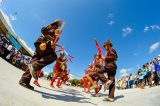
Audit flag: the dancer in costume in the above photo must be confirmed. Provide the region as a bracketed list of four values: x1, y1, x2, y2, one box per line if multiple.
[83, 64, 93, 93]
[87, 39, 118, 102]
[58, 65, 70, 87]
[100, 39, 118, 102]
[50, 52, 67, 88]
[56, 57, 68, 88]
[19, 19, 64, 90]
[91, 53, 103, 97]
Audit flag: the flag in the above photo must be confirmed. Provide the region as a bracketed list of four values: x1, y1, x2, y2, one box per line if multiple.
[94, 39, 103, 57]
[63, 50, 74, 63]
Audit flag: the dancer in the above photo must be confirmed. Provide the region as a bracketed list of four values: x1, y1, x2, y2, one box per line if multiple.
[92, 53, 103, 97]
[50, 52, 67, 88]
[58, 67, 70, 87]
[84, 64, 93, 93]
[57, 57, 68, 87]
[87, 39, 118, 102]
[19, 19, 64, 90]
[102, 39, 118, 102]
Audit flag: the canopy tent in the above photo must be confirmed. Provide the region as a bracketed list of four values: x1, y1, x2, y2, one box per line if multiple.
[0, 10, 34, 56]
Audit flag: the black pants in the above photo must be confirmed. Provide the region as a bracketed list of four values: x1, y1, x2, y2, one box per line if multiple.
[96, 64, 117, 84]
[3, 48, 9, 59]
[92, 64, 117, 99]
[19, 53, 57, 85]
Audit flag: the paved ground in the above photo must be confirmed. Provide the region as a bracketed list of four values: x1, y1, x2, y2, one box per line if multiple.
[0, 57, 160, 106]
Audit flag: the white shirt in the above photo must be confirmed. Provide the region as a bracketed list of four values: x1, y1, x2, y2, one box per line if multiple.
[7, 45, 13, 51]
[130, 76, 133, 80]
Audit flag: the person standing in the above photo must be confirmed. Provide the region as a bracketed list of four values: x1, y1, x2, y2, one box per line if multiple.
[129, 74, 133, 88]
[50, 52, 67, 88]
[152, 58, 160, 85]
[146, 63, 152, 87]
[101, 39, 118, 102]
[138, 69, 144, 89]
[125, 76, 129, 89]
[87, 39, 118, 102]
[142, 65, 148, 86]
[156, 55, 160, 80]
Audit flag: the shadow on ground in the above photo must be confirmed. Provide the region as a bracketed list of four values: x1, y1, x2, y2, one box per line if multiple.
[95, 92, 124, 101]
[115, 95, 124, 100]
[42, 86, 84, 97]
[33, 88, 97, 105]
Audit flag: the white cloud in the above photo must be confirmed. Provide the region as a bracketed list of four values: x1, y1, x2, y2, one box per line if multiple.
[19, 39, 34, 54]
[108, 20, 115, 26]
[144, 25, 160, 32]
[144, 26, 150, 32]
[156, 25, 160, 30]
[150, 42, 160, 53]
[34, 14, 46, 24]
[70, 74, 80, 79]
[108, 13, 114, 18]
[150, 25, 160, 30]
[128, 68, 133, 71]
[120, 68, 133, 77]
[9, 14, 17, 21]
[133, 53, 139, 56]
[0, 0, 3, 4]
[122, 27, 133, 37]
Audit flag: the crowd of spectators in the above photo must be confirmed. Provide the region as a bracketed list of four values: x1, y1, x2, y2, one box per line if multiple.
[0, 34, 31, 71]
[117, 55, 160, 89]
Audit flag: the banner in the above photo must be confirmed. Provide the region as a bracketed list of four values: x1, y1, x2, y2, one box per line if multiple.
[6, 32, 21, 50]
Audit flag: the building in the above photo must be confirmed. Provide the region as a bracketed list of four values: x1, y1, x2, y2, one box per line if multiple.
[0, 9, 33, 56]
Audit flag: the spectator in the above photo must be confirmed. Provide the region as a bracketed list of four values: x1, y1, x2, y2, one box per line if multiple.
[16, 53, 22, 68]
[146, 63, 152, 87]
[142, 65, 148, 86]
[26, 57, 31, 65]
[125, 76, 129, 89]
[0, 34, 32, 72]
[0, 36, 4, 56]
[156, 55, 160, 79]
[134, 75, 139, 88]
[138, 69, 144, 89]
[152, 58, 160, 85]
[129, 74, 133, 88]
[6, 44, 13, 62]
[157, 54, 160, 63]
[2, 41, 7, 57]
[12, 52, 19, 65]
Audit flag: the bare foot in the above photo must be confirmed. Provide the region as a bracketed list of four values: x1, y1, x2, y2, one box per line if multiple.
[50, 84, 55, 88]
[33, 80, 41, 87]
[103, 97, 114, 102]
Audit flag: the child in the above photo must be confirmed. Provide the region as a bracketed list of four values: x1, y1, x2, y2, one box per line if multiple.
[138, 69, 144, 89]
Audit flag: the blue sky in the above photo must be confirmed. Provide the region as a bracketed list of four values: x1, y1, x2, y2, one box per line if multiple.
[1, 0, 160, 79]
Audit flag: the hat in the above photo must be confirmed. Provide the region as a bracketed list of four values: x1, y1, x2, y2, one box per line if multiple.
[103, 39, 112, 47]
[50, 19, 62, 27]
